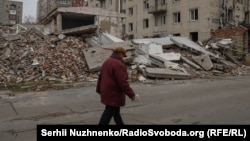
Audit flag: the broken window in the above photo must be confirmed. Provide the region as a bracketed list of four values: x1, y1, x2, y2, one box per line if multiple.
[129, 23, 133, 32]
[227, 9, 233, 22]
[161, 15, 166, 25]
[173, 33, 181, 36]
[10, 4, 16, 10]
[245, 12, 250, 23]
[173, 12, 181, 23]
[9, 15, 16, 20]
[143, 0, 149, 10]
[122, 24, 126, 33]
[121, 9, 126, 14]
[128, 34, 134, 39]
[190, 32, 198, 42]
[143, 19, 149, 29]
[129, 7, 133, 16]
[100, 1, 105, 8]
[190, 8, 198, 21]
[155, 16, 159, 26]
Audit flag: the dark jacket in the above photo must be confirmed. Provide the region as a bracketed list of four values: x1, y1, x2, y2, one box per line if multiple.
[96, 53, 135, 107]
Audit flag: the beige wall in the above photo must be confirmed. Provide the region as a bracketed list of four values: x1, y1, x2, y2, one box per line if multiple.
[166, 0, 222, 41]
[119, 0, 250, 41]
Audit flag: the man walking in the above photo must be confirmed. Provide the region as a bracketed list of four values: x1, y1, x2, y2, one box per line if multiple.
[96, 47, 136, 125]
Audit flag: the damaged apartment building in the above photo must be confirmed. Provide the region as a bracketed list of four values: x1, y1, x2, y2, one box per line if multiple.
[36, 0, 250, 61]
[37, 0, 250, 41]
[0, 0, 23, 25]
[119, 0, 250, 41]
[37, 0, 125, 38]
[98, 0, 250, 62]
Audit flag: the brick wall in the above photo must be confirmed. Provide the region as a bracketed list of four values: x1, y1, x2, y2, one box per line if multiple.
[211, 26, 248, 59]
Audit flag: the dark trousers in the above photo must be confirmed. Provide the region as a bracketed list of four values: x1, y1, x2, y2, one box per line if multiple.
[98, 105, 124, 125]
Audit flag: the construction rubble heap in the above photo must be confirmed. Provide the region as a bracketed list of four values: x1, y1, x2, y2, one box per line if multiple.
[1, 25, 250, 91]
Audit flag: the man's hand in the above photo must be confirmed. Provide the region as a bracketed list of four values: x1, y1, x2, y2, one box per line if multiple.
[131, 94, 140, 102]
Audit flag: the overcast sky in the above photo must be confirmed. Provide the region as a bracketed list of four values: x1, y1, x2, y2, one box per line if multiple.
[11, 0, 38, 20]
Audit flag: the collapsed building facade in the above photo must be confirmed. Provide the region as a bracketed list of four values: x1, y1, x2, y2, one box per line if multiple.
[37, 0, 125, 38]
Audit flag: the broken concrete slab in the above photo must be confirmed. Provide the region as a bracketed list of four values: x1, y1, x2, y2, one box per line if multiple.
[132, 36, 174, 48]
[224, 52, 241, 66]
[164, 61, 185, 72]
[181, 56, 202, 70]
[100, 41, 134, 51]
[151, 52, 181, 62]
[192, 54, 214, 71]
[83, 47, 134, 72]
[86, 32, 124, 47]
[102, 33, 124, 43]
[146, 67, 192, 80]
[171, 36, 219, 59]
[216, 39, 233, 49]
[55, 25, 97, 35]
[137, 42, 163, 55]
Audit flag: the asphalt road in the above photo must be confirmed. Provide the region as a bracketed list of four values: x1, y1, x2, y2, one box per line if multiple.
[1, 76, 250, 140]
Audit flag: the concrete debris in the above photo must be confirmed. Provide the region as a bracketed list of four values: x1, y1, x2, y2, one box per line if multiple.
[85, 31, 123, 47]
[138, 42, 163, 55]
[55, 25, 98, 36]
[132, 36, 174, 48]
[180, 56, 202, 71]
[131, 35, 250, 80]
[216, 39, 233, 49]
[151, 52, 181, 62]
[171, 36, 219, 59]
[146, 67, 192, 80]
[192, 54, 214, 71]
[84, 39, 135, 72]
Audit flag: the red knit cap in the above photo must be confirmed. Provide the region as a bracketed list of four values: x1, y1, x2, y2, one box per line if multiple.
[113, 47, 127, 57]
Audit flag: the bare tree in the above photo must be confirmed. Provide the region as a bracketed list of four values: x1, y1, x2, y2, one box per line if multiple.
[23, 15, 37, 24]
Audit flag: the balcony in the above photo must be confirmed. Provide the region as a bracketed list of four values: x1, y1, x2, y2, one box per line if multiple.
[148, 4, 167, 14]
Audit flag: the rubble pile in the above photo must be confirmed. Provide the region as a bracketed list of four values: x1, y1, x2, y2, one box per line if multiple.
[0, 26, 97, 87]
[1, 25, 250, 91]
[130, 36, 250, 81]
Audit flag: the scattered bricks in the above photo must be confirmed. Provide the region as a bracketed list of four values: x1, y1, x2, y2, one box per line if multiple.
[0, 26, 91, 86]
